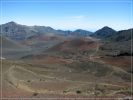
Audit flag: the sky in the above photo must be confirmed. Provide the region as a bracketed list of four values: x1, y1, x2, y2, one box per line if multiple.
[0, 0, 132, 31]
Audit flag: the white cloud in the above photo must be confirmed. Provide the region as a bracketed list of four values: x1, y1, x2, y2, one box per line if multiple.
[70, 15, 86, 19]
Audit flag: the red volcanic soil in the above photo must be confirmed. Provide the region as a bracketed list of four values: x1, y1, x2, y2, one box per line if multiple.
[49, 38, 97, 52]
[1, 90, 130, 99]
[1, 88, 32, 98]
[28, 34, 66, 41]
[99, 56, 131, 71]
[39, 35, 66, 41]
[20, 35, 67, 46]
[31, 56, 73, 65]
[1, 85, 130, 99]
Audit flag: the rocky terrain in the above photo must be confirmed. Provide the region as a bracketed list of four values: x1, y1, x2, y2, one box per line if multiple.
[0, 22, 132, 99]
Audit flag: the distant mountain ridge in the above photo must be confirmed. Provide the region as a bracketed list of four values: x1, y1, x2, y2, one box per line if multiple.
[0, 21, 93, 40]
[1, 21, 132, 42]
[0, 21, 62, 40]
[71, 29, 93, 37]
[91, 26, 132, 42]
[90, 26, 132, 56]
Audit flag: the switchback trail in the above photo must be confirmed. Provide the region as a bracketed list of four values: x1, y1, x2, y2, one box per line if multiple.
[5, 65, 127, 93]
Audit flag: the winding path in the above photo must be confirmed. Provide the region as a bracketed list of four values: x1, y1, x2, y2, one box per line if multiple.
[5, 65, 126, 91]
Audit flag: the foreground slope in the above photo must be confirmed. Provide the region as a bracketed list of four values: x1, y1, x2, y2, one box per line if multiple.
[1, 36, 132, 99]
[0, 22, 132, 99]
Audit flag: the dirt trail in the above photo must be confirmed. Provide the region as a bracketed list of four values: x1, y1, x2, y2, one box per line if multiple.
[88, 37, 100, 61]
[4, 65, 126, 94]
[3, 37, 129, 95]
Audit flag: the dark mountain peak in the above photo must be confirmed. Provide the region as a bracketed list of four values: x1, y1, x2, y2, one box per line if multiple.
[91, 26, 116, 39]
[46, 26, 53, 29]
[74, 29, 88, 33]
[6, 21, 17, 25]
[75, 29, 84, 31]
[95, 26, 116, 33]
[72, 29, 93, 36]
[101, 26, 115, 31]
[102, 26, 110, 28]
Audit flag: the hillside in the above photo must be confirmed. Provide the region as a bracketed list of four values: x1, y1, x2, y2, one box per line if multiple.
[48, 38, 97, 54]
[108, 28, 132, 42]
[91, 26, 116, 39]
[69, 29, 93, 37]
[0, 22, 132, 98]
[0, 36, 28, 49]
[0, 21, 61, 40]
[0, 22, 93, 40]
[0, 36, 31, 59]
[91, 27, 132, 42]
[98, 29, 132, 56]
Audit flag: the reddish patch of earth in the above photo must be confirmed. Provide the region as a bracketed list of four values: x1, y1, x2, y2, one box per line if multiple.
[99, 56, 131, 71]
[1, 89, 130, 99]
[1, 88, 32, 98]
[49, 38, 98, 52]
[31, 56, 73, 64]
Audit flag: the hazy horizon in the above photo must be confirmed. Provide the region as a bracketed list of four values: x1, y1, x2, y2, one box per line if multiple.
[1, 0, 132, 31]
[1, 21, 132, 32]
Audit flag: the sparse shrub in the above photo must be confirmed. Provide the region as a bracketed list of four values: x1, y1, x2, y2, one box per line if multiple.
[94, 91, 101, 96]
[33, 92, 38, 96]
[27, 80, 31, 83]
[76, 90, 81, 94]
[63, 90, 67, 93]
[103, 85, 107, 88]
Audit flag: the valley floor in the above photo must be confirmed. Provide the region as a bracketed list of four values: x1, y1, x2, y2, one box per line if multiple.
[0, 37, 132, 99]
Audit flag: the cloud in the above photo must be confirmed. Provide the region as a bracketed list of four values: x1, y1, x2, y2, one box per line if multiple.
[71, 15, 86, 19]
